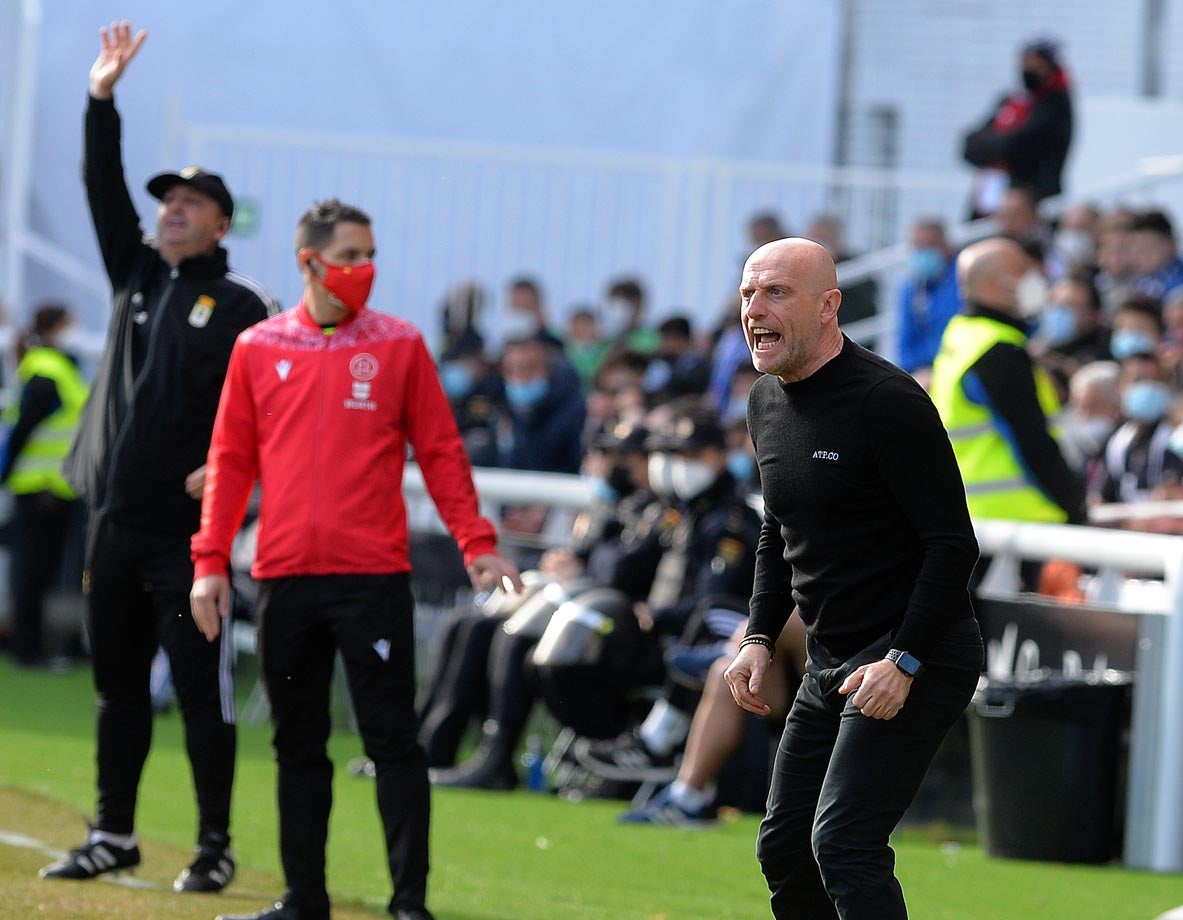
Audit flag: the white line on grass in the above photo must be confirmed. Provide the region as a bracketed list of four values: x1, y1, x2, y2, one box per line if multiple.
[0, 829, 163, 890]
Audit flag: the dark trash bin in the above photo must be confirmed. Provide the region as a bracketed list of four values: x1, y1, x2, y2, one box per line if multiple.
[968, 668, 1132, 864]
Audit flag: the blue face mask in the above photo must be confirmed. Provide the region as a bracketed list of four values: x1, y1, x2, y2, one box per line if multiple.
[589, 476, 619, 503]
[1039, 304, 1078, 347]
[1122, 380, 1173, 424]
[1111, 329, 1158, 360]
[505, 376, 549, 411]
[440, 361, 475, 400]
[908, 247, 946, 283]
[726, 450, 756, 483]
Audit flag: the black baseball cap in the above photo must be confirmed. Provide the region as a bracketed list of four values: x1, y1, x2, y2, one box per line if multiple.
[646, 409, 726, 453]
[146, 166, 234, 219]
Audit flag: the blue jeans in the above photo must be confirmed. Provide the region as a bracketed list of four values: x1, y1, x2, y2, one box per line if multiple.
[756, 618, 982, 919]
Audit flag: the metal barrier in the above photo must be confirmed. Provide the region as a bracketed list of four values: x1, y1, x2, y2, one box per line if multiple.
[405, 464, 1183, 872]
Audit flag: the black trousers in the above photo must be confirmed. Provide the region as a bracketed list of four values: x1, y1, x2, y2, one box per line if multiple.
[9, 492, 76, 665]
[86, 514, 236, 841]
[257, 574, 430, 920]
[757, 618, 982, 920]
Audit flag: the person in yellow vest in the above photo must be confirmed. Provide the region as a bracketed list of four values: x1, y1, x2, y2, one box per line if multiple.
[930, 237, 1086, 585]
[1, 305, 90, 667]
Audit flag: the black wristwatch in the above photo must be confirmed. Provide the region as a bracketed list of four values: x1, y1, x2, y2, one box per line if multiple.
[886, 648, 924, 678]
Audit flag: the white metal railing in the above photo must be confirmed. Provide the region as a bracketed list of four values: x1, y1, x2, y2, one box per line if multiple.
[405, 464, 1183, 873]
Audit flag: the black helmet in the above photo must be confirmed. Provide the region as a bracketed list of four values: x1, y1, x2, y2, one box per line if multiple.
[532, 587, 652, 739]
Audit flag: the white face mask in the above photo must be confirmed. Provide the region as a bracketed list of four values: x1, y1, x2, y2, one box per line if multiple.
[1055, 229, 1094, 266]
[602, 298, 634, 338]
[670, 457, 716, 500]
[501, 309, 540, 342]
[647, 452, 676, 498]
[1015, 270, 1050, 319]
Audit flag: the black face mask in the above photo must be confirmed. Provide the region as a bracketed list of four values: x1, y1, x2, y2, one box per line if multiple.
[607, 463, 635, 499]
[1021, 69, 1044, 92]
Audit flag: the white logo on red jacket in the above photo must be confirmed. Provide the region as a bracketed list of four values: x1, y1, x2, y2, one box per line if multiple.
[350, 353, 379, 381]
[276, 359, 292, 381]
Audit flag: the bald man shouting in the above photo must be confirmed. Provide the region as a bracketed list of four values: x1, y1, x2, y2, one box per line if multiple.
[724, 239, 983, 920]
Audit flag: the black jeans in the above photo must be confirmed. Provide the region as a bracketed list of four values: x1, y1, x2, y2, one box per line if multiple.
[757, 618, 982, 920]
[86, 514, 236, 841]
[9, 492, 76, 665]
[257, 574, 430, 920]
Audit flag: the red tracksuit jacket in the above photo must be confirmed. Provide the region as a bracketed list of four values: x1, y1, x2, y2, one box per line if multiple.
[191, 304, 498, 580]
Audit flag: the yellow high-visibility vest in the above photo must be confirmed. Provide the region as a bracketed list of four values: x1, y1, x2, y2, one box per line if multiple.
[2, 346, 90, 499]
[929, 313, 1067, 522]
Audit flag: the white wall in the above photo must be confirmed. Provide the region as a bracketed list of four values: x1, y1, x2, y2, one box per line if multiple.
[3, 0, 841, 339]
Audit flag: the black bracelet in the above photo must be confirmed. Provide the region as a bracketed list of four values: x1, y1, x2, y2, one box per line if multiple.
[738, 634, 775, 659]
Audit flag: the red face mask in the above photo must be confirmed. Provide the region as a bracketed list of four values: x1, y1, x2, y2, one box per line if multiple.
[308, 254, 375, 314]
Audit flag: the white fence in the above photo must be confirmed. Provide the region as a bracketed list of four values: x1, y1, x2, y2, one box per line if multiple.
[406, 465, 1183, 874]
[169, 119, 972, 340]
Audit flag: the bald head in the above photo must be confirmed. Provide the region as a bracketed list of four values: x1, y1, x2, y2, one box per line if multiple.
[740, 238, 844, 382]
[957, 237, 1034, 315]
[745, 238, 838, 292]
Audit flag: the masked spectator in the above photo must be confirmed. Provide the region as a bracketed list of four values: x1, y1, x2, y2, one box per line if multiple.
[962, 37, 1073, 217]
[1034, 273, 1111, 378]
[1095, 208, 1138, 315]
[563, 306, 611, 392]
[896, 218, 960, 377]
[1129, 210, 1183, 303]
[1100, 353, 1183, 507]
[1059, 361, 1122, 498]
[438, 338, 501, 468]
[498, 336, 586, 474]
[603, 277, 658, 356]
[1109, 295, 1164, 362]
[642, 316, 711, 402]
[503, 275, 564, 351]
[1049, 202, 1100, 279]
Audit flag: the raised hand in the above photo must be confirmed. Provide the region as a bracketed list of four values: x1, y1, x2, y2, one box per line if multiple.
[89, 20, 148, 100]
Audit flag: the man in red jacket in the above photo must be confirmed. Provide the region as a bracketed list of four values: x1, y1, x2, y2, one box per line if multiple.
[191, 198, 522, 920]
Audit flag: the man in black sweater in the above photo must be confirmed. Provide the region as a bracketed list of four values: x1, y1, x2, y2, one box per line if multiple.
[41, 22, 276, 892]
[724, 239, 982, 920]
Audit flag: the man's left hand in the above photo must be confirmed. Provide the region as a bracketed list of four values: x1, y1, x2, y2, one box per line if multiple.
[467, 552, 524, 595]
[839, 659, 913, 720]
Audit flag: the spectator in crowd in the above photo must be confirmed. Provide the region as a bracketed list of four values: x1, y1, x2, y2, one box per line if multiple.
[1109, 294, 1164, 361]
[1, 305, 89, 668]
[438, 338, 500, 468]
[504, 275, 564, 351]
[1034, 272, 1111, 379]
[1129, 210, 1183, 303]
[805, 213, 878, 328]
[896, 218, 961, 379]
[995, 185, 1048, 251]
[1159, 288, 1183, 386]
[603, 277, 659, 356]
[438, 281, 486, 359]
[1098, 353, 1183, 507]
[41, 22, 277, 891]
[642, 316, 711, 402]
[425, 420, 658, 788]
[586, 351, 649, 434]
[618, 618, 805, 826]
[962, 37, 1073, 217]
[498, 336, 587, 474]
[1095, 208, 1138, 315]
[563, 305, 610, 392]
[929, 238, 1087, 532]
[707, 292, 751, 416]
[748, 211, 789, 250]
[1059, 361, 1122, 498]
[1049, 201, 1100, 279]
[566, 408, 761, 784]
[190, 197, 521, 920]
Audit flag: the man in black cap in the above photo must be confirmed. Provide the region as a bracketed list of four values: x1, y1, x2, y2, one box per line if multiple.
[41, 21, 276, 892]
[962, 36, 1073, 216]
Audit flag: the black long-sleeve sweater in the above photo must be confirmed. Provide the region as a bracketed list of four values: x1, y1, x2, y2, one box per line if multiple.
[746, 337, 979, 662]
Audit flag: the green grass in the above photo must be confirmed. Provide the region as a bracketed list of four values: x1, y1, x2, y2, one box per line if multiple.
[1, 658, 1182, 919]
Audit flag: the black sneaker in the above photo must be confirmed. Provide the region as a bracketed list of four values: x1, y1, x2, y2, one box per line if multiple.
[216, 901, 296, 920]
[574, 732, 678, 782]
[40, 835, 141, 880]
[174, 840, 236, 893]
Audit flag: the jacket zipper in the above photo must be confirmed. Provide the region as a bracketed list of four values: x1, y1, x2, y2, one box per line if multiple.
[103, 266, 178, 514]
[310, 331, 331, 570]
